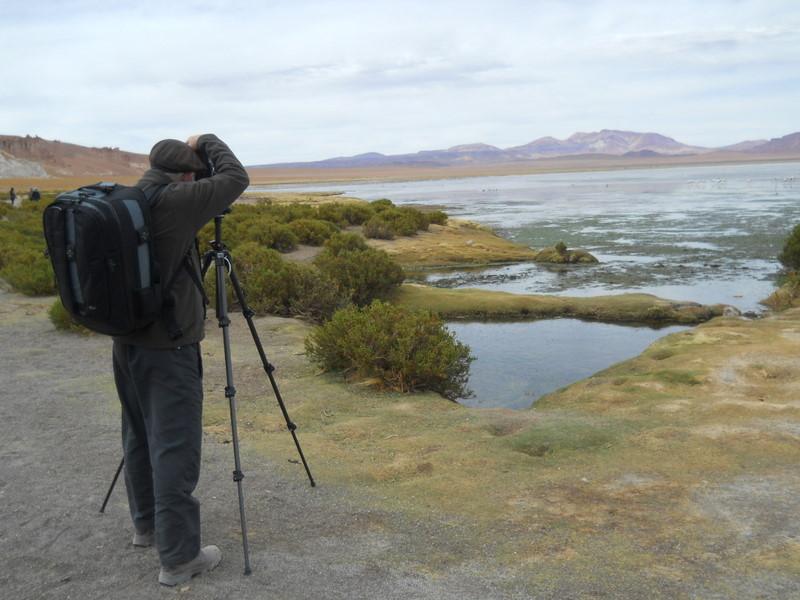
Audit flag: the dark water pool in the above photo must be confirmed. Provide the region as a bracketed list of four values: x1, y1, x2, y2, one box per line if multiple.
[447, 319, 688, 409]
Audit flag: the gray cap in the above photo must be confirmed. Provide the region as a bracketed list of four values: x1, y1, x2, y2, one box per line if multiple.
[149, 139, 206, 173]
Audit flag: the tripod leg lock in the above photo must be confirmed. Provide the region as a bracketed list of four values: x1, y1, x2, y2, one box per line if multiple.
[218, 316, 231, 328]
[225, 385, 236, 398]
[232, 470, 245, 482]
[243, 308, 255, 319]
[287, 421, 297, 432]
[265, 363, 275, 374]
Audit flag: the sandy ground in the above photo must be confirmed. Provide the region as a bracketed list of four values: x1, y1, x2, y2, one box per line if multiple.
[0, 289, 534, 599]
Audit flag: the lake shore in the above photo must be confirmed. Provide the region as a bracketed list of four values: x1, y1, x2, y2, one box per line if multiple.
[246, 154, 800, 186]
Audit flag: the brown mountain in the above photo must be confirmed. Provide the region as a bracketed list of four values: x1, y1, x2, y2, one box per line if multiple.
[0, 135, 148, 178]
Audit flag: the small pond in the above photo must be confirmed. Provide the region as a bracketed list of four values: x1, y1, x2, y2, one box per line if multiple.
[447, 319, 689, 409]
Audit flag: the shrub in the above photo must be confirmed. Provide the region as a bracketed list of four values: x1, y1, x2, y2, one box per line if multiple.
[288, 218, 339, 245]
[289, 265, 350, 322]
[383, 208, 423, 236]
[761, 274, 800, 311]
[322, 232, 368, 254]
[314, 237, 404, 306]
[212, 242, 298, 314]
[205, 242, 349, 321]
[370, 198, 394, 212]
[362, 215, 395, 240]
[555, 241, 568, 255]
[48, 299, 91, 334]
[0, 246, 55, 295]
[238, 218, 298, 252]
[305, 300, 474, 400]
[315, 203, 350, 227]
[338, 203, 374, 225]
[398, 206, 430, 232]
[779, 224, 800, 271]
[362, 206, 432, 238]
[426, 210, 448, 226]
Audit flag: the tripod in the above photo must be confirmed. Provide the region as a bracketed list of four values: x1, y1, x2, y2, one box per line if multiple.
[100, 210, 315, 576]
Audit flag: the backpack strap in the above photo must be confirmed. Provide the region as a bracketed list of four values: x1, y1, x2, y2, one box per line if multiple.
[139, 184, 209, 341]
[160, 250, 209, 340]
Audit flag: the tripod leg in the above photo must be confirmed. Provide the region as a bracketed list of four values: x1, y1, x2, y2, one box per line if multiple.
[214, 251, 253, 576]
[227, 262, 316, 487]
[100, 457, 124, 513]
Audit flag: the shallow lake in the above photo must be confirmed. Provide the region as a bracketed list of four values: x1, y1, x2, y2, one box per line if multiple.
[255, 161, 800, 407]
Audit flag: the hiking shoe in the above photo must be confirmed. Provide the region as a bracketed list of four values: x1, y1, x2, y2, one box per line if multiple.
[158, 545, 222, 586]
[132, 530, 154, 547]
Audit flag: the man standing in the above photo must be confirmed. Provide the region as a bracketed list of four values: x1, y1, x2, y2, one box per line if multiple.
[112, 134, 249, 586]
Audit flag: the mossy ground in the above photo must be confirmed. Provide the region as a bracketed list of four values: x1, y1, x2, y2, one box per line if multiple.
[366, 218, 538, 267]
[197, 307, 800, 594]
[390, 283, 726, 324]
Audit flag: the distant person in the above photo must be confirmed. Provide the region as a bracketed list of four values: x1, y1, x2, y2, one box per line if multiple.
[30, 187, 41, 201]
[9, 187, 16, 206]
[112, 134, 249, 586]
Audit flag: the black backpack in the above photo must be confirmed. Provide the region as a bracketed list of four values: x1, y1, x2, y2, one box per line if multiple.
[43, 182, 204, 338]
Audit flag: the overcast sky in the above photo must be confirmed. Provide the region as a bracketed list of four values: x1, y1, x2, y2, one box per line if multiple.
[2, 0, 798, 164]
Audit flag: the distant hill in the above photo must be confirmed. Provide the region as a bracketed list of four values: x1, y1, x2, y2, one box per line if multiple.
[254, 129, 800, 169]
[751, 132, 800, 154]
[0, 135, 148, 178]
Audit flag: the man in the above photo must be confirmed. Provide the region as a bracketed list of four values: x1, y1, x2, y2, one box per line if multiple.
[112, 134, 249, 586]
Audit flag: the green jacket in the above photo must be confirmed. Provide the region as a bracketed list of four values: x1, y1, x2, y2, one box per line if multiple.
[114, 134, 249, 348]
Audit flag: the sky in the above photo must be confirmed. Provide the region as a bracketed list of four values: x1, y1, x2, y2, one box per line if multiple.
[1, 0, 798, 164]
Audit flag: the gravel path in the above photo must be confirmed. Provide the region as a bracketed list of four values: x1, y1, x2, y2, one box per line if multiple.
[0, 289, 527, 599]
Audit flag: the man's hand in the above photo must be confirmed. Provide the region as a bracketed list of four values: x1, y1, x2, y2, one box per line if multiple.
[185, 134, 202, 150]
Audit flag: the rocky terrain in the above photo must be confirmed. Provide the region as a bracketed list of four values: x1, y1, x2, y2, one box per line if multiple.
[0, 135, 147, 178]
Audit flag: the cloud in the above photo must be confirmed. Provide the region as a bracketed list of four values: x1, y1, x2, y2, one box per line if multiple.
[1, 0, 798, 163]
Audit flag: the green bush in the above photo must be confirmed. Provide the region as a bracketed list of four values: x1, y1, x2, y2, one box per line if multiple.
[48, 299, 91, 334]
[338, 203, 374, 225]
[322, 232, 368, 254]
[213, 242, 298, 314]
[0, 246, 55, 295]
[426, 210, 448, 226]
[370, 198, 394, 212]
[236, 218, 298, 252]
[555, 241, 568, 255]
[305, 300, 474, 400]
[361, 206, 431, 238]
[288, 219, 339, 245]
[362, 215, 395, 240]
[288, 265, 350, 322]
[779, 224, 800, 271]
[206, 242, 348, 321]
[315, 203, 350, 227]
[314, 235, 404, 306]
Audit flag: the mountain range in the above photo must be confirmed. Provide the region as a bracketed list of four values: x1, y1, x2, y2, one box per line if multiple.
[256, 129, 800, 169]
[1, 130, 800, 179]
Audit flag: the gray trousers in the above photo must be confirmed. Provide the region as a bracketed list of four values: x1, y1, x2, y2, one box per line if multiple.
[112, 340, 203, 568]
